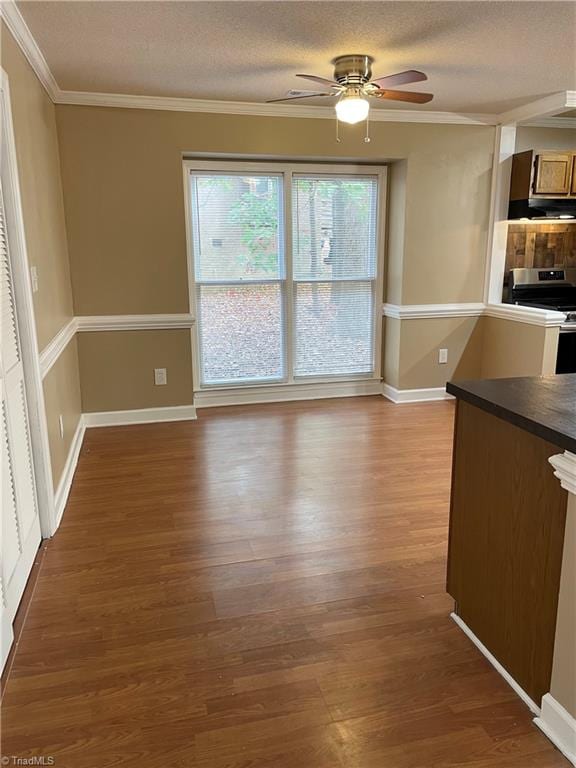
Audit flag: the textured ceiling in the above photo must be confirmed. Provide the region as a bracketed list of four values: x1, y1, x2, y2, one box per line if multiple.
[17, 0, 576, 114]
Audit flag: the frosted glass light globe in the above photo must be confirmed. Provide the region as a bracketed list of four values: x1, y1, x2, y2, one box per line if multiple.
[335, 94, 370, 125]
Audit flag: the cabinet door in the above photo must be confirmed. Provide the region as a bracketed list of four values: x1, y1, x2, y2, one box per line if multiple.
[572, 156, 576, 196]
[533, 153, 572, 195]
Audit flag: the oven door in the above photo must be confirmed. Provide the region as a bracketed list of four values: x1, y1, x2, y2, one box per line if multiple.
[556, 329, 576, 374]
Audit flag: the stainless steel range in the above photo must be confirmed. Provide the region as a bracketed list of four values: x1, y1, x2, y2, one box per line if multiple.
[508, 268, 576, 373]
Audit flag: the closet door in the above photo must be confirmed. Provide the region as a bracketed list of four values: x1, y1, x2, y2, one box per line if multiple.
[0, 183, 41, 669]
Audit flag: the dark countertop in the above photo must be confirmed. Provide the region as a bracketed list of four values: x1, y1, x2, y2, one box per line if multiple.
[446, 374, 576, 454]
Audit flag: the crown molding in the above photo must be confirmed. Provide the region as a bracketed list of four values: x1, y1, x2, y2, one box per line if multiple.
[523, 117, 576, 129]
[54, 89, 498, 125]
[498, 91, 576, 126]
[2, 3, 569, 129]
[0, 0, 59, 101]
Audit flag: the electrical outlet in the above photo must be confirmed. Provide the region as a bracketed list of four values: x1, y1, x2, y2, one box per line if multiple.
[58, 414, 64, 438]
[30, 266, 39, 293]
[438, 348, 448, 364]
[154, 368, 167, 386]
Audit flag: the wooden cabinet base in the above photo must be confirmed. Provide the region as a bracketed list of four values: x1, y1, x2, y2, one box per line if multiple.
[447, 400, 568, 704]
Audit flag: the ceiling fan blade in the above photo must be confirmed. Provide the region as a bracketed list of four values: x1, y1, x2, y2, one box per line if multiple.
[370, 69, 427, 89]
[375, 89, 434, 104]
[296, 74, 339, 88]
[266, 92, 335, 103]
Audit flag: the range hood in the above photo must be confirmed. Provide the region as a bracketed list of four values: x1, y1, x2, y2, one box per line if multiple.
[508, 149, 576, 220]
[508, 197, 576, 220]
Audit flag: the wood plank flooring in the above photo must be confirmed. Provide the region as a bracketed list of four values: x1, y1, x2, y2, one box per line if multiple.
[1, 397, 569, 767]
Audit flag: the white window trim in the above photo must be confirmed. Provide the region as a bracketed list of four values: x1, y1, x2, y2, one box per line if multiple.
[182, 159, 387, 393]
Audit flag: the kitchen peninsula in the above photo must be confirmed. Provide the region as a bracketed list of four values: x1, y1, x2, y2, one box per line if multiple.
[446, 374, 576, 760]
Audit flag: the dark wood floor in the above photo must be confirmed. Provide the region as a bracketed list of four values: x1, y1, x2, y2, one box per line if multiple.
[1, 397, 568, 767]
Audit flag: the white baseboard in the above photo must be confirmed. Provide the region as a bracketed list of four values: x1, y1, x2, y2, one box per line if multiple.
[51, 406, 196, 529]
[382, 383, 454, 404]
[54, 416, 86, 527]
[194, 379, 382, 408]
[83, 404, 197, 427]
[450, 612, 540, 715]
[534, 694, 576, 766]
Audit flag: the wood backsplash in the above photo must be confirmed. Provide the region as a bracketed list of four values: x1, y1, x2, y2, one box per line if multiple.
[506, 223, 576, 272]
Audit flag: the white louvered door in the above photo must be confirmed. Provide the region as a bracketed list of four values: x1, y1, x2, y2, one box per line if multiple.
[0, 182, 41, 668]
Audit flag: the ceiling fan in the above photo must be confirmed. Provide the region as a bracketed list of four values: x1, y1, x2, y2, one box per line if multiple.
[268, 54, 433, 126]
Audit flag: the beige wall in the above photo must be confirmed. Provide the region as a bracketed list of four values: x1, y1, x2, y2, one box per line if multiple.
[54, 105, 494, 405]
[1, 24, 82, 490]
[515, 125, 576, 153]
[55, 107, 494, 312]
[387, 314, 558, 390]
[0, 32, 556, 410]
[382, 317, 401, 389]
[78, 330, 193, 412]
[480, 317, 559, 379]
[43, 339, 82, 487]
[550, 492, 576, 718]
[397, 316, 483, 390]
[1, 25, 74, 350]
[385, 160, 407, 306]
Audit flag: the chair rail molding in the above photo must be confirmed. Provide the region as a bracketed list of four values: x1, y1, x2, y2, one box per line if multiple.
[383, 303, 485, 320]
[39, 318, 78, 379]
[484, 303, 566, 328]
[549, 452, 576, 496]
[382, 302, 566, 327]
[38, 315, 197, 380]
[76, 314, 196, 332]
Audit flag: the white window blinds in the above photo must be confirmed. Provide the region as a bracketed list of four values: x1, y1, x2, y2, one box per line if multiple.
[292, 176, 378, 377]
[190, 174, 285, 385]
[188, 168, 381, 388]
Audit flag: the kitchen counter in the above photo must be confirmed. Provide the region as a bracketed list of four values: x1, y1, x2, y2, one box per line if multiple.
[447, 374, 576, 455]
[446, 376, 571, 706]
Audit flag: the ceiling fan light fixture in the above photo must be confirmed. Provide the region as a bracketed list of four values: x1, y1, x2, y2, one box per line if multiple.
[335, 90, 369, 124]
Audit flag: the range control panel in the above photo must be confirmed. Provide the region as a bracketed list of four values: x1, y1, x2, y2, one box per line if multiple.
[538, 270, 565, 281]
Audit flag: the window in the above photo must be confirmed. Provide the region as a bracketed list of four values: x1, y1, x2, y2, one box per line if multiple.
[292, 176, 378, 377]
[186, 164, 384, 389]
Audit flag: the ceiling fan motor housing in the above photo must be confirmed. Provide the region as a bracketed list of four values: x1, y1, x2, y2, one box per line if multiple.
[332, 54, 374, 85]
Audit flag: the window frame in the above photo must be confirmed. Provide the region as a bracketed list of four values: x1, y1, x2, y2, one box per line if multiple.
[183, 159, 387, 392]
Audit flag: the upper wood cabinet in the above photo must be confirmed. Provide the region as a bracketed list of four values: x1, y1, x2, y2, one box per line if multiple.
[533, 152, 572, 195]
[509, 149, 576, 201]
